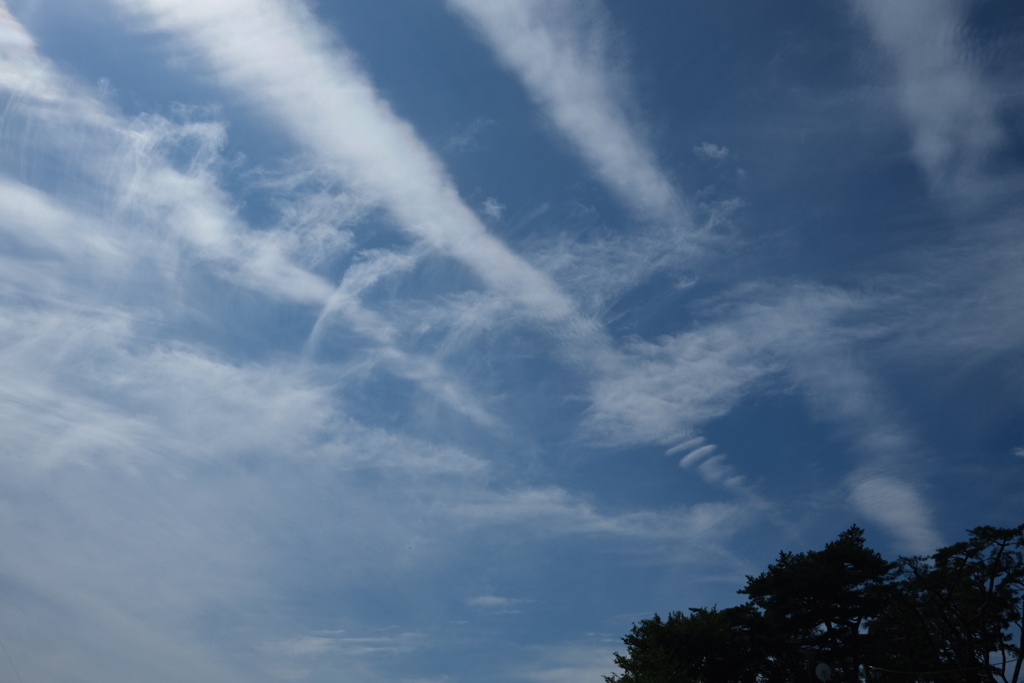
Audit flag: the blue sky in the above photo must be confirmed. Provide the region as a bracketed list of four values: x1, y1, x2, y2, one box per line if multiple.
[0, 0, 1022, 680]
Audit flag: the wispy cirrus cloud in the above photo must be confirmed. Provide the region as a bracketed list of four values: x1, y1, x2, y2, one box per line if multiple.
[447, 0, 727, 322]
[117, 0, 960, 557]
[848, 474, 941, 555]
[109, 0, 575, 322]
[520, 642, 622, 683]
[0, 53, 336, 308]
[269, 632, 426, 658]
[447, 486, 764, 549]
[0, 18, 766, 683]
[580, 280, 946, 550]
[851, 0, 1004, 188]
[839, 0, 1024, 547]
[4, 1, 1020, 680]
[693, 142, 730, 161]
[448, 0, 689, 229]
[467, 594, 525, 611]
[102, 0, 610, 432]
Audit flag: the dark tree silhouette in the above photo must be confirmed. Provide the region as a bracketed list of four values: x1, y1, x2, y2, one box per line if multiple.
[604, 605, 796, 683]
[607, 524, 1024, 683]
[741, 526, 893, 683]
[871, 524, 1024, 683]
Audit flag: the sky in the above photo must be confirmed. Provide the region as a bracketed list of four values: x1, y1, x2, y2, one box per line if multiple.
[0, 0, 1021, 681]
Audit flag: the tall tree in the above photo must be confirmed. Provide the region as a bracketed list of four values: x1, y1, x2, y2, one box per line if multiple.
[740, 525, 894, 683]
[607, 525, 1024, 683]
[871, 524, 1024, 683]
[604, 605, 795, 683]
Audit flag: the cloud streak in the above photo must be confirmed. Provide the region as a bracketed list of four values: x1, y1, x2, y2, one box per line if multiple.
[111, 0, 576, 322]
[449, 0, 690, 228]
[851, 0, 1003, 187]
[1, 2, 1019, 680]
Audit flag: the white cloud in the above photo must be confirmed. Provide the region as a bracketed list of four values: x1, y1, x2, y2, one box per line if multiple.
[848, 474, 942, 555]
[0, 47, 337, 308]
[678, 444, 716, 468]
[304, 246, 507, 426]
[0, 304, 490, 475]
[448, 0, 690, 227]
[482, 196, 505, 220]
[583, 319, 779, 446]
[693, 142, 729, 160]
[679, 446, 748, 492]
[468, 595, 523, 610]
[1, 3, 1008, 679]
[882, 210, 1024, 367]
[0, 5, 34, 58]
[110, 0, 576, 321]
[448, 486, 762, 546]
[698, 455, 733, 484]
[666, 437, 704, 456]
[270, 633, 425, 658]
[0, 179, 124, 261]
[0, 15, 773, 669]
[0, 1, 521, 433]
[577, 282, 944, 547]
[100, 0, 624, 430]
[529, 224, 702, 315]
[851, 0, 1003, 187]
[275, 636, 339, 656]
[1014, 447, 1024, 458]
[446, 117, 495, 153]
[520, 643, 621, 683]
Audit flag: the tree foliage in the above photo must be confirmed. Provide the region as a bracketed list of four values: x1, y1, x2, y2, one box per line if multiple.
[872, 525, 1024, 683]
[607, 524, 1024, 683]
[607, 605, 796, 683]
